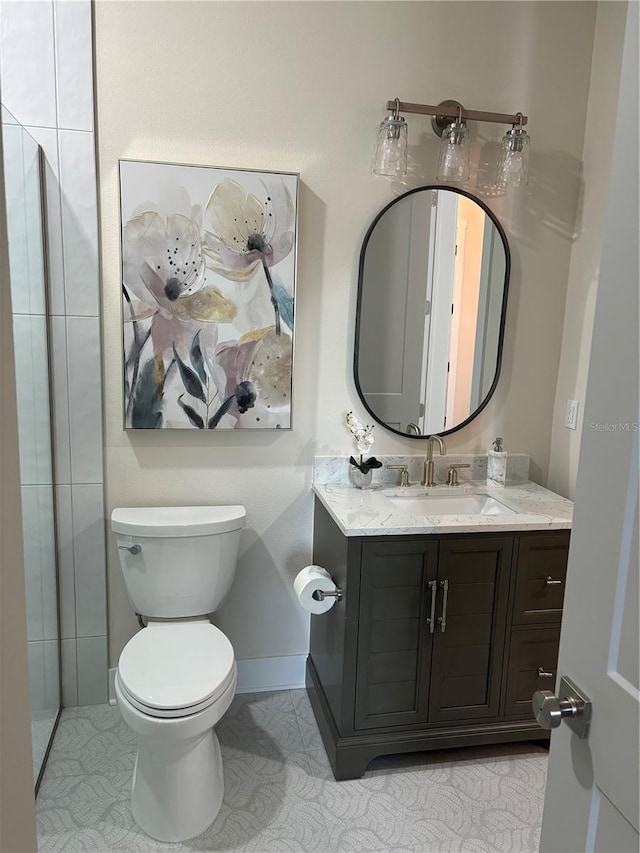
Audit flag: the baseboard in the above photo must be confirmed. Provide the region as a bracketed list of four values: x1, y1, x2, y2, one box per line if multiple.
[236, 655, 306, 693]
[108, 655, 306, 704]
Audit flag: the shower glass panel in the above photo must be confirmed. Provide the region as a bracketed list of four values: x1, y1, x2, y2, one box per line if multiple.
[1, 106, 61, 788]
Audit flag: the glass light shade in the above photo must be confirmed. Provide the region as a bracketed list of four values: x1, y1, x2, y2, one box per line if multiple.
[496, 126, 530, 188]
[372, 116, 407, 177]
[436, 122, 470, 183]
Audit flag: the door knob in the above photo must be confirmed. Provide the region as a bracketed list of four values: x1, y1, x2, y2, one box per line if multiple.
[532, 675, 591, 739]
[533, 692, 577, 727]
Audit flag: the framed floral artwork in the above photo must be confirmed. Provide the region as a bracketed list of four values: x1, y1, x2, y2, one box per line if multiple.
[119, 159, 298, 429]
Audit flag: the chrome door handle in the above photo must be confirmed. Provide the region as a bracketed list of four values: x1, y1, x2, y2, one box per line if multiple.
[425, 580, 437, 633]
[118, 543, 142, 555]
[537, 667, 554, 678]
[437, 579, 449, 632]
[532, 675, 592, 739]
[545, 576, 563, 586]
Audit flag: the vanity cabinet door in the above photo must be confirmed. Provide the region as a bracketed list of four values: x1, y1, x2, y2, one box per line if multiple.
[354, 540, 438, 730]
[428, 537, 513, 723]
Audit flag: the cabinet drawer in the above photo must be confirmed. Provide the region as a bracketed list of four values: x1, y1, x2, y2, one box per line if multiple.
[513, 533, 569, 625]
[504, 628, 560, 717]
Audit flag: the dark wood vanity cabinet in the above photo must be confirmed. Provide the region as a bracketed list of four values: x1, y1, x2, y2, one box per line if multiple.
[307, 500, 570, 780]
[354, 537, 512, 730]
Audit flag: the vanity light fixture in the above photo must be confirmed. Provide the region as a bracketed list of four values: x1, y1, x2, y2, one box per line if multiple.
[496, 113, 530, 188]
[435, 102, 470, 183]
[373, 98, 529, 187]
[372, 98, 408, 177]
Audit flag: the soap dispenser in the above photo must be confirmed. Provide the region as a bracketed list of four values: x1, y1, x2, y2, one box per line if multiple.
[488, 436, 508, 486]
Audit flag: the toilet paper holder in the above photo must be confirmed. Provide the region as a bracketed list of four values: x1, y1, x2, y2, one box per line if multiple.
[312, 587, 344, 602]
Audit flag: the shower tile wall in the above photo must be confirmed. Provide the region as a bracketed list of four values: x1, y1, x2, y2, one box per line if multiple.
[0, 0, 106, 705]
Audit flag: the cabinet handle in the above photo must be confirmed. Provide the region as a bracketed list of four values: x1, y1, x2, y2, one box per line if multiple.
[437, 579, 449, 632]
[545, 576, 563, 586]
[538, 667, 554, 678]
[426, 580, 437, 633]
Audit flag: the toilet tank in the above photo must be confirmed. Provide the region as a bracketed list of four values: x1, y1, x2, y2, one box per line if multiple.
[111, 506, 246, 618]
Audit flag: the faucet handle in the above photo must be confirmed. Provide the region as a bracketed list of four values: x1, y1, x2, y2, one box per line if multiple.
[386, 464, 410, 487]
[446, 464, 470, 487]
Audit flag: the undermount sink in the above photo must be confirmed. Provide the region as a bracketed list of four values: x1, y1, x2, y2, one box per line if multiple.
[383, 491, 517, 517]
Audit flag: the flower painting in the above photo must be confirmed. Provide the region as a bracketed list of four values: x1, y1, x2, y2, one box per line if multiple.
[119, 160, 298, 429]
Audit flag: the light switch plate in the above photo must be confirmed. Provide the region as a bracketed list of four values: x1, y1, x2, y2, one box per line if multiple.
[565, 399, 579, 430]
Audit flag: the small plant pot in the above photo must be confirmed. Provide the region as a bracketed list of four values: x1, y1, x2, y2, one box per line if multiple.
[348, 466, 373, 489]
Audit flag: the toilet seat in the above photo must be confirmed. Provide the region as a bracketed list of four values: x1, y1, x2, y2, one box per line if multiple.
[118, 621, 235, 719]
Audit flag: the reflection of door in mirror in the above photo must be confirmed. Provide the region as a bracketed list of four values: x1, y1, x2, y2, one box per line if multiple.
[446, 196, 487, 428]
[471, 221, 506, 408]
[359, 192, 432, 431]
[424, 195, 502, 432]
[355, 187, 509, 438]
[422, 190, 456, 433]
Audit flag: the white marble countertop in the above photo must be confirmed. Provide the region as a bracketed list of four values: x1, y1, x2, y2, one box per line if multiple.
[312, 481, 573, 537]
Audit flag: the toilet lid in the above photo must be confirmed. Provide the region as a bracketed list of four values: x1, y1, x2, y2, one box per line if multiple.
[111, 505, 246, 538]
[118, 622, 235, 714]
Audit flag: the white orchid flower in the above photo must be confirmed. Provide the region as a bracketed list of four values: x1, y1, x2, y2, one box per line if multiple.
[346, 411, 375, 454]
[123, 211, 206, 319]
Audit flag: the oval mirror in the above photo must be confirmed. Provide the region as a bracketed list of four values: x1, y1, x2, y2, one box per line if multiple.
[354, 187, 510, 437]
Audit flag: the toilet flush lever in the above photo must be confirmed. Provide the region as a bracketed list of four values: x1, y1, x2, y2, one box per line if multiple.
[118, 543, 142, 555]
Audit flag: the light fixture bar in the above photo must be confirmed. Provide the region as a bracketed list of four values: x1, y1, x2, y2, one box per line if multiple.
[385, 100, 528, 127]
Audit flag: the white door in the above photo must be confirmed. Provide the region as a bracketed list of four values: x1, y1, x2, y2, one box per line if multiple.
[422, 189, 457, 433]
[539, 6, 639, 851]
[359, 193, 432, 431]
[445, 217, 467, 428]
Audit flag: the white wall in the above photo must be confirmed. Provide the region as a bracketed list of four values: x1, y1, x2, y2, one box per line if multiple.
[548, 0, 627, 499]
[95, 1, 598, 666]
[0, 0, 106, 705]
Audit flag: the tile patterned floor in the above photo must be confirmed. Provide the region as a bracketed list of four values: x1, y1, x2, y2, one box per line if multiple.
[36, 690, 548, 852]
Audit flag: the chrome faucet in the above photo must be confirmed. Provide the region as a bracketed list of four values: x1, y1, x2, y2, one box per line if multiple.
[422, 435, 446, 487]
[406, 422, 422, 436]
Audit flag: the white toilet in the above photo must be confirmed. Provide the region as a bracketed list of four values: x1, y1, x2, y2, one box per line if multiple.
[111, 505, 246, 843]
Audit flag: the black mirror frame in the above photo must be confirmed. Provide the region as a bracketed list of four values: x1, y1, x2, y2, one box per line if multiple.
[353, 185, 511, 439]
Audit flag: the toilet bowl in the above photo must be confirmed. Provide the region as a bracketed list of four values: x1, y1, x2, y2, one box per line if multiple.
[111, 506, 246, 842]
[115, 621, 237, 842]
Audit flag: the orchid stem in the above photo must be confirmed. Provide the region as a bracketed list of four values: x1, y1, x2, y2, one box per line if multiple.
[262, 261, 281, 336]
